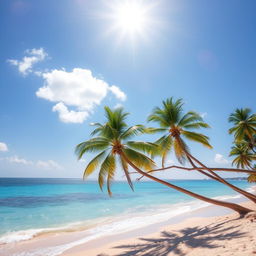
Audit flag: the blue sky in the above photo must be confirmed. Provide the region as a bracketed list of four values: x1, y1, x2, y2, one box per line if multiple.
[0, 0, 255, 179]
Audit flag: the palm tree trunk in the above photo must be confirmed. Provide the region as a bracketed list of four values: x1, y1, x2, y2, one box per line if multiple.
[184, 151, 256, 203]
[121, 153, 252, 216]
[151, 165, 256, 175]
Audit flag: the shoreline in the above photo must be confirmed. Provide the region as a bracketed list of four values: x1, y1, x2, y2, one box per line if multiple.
[62, 200, 256, 256]
[1, 193, 255, 256]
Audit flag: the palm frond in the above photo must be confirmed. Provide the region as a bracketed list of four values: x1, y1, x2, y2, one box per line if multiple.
[126, 141, 159, 155]
[181, 130, 212, 148]
[153, 135, 173, 167]
[104, 106, 128, 134]
[123, 147, 156, 171]
[229, 108, 256, 141]
[248, 174, 256, 183]
[183, 122, 210, 129]
[106, 155, 116, 196]
[230, 143, 256, 169]
[173, 138, 188, 164]
[90, 123, 104, 136]
[119, 155, 134, 190]
[178, 111, 201, 125]
[83, 150, 108, 179]
[98, 153, 116, 195]
[147, 108, 170, 127]
[145, 127, 168, 134]
[75, 138, 110, 160]
[120, 125, 147, 140]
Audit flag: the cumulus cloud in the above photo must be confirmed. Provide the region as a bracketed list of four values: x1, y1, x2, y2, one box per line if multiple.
[114, 103, 123, 109]
[8, 49, 127, 123]
[36, 160, 62, 170]
[200, 112, 207, 118]
[8, 48, 47, 75]
[0, 142, 8, 152]
[109, 85, 127, 101]
[36, 68, 127, 123]
[52, 102, 88, 123]
[3, 155, 62, 169]
[214, 154, 229, 164]
[6, 156, 33, 165]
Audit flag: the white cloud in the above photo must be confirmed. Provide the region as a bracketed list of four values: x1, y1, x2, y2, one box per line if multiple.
[109, 85, 127, 101]
[200, 112, 207, 118]
[0, 142, 8, 152]
[6, 156, 33, 165]
[214, 154, 229, 164]
[36, 160, 62, 170]
[3, 155, 62, 170]
[8, 48, 47, 75]
[52, 102, 88, 123]
[36, 68, 127, 123]
[114, 103, 123, 109]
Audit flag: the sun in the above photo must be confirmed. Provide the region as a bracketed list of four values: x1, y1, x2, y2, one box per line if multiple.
[98, 0, 158, 45]
[114, 1, 147, 35]
[103, 0, 155, 43]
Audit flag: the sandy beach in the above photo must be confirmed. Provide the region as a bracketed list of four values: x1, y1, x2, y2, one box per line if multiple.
[1, 189, 256, 256]
[63, 201, 256, 256]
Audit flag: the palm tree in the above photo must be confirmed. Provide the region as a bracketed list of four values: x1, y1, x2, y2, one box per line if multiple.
[230, 144, 256, 184]
[230, 143, 256, 169]
[229, 108, 256, 183]
[75, 107, 156, 196]
[243, 134, 256, 154]
[148, 98, 256, 203]
[229, 108, 256, 145]
[76, 106, 252, 216]
[248, 164, 256, 183]
[148, 98, 211, 165]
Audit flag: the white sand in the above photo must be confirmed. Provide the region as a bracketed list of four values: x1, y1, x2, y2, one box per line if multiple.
[64, 202, 256, 256]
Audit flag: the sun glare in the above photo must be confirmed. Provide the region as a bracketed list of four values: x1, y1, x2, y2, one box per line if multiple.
[99, 0, 158, 45]
[115, 2, 147, 34]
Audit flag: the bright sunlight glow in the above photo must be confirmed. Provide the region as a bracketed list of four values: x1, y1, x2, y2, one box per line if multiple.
[101, 0, 158, 45]
[115, 2, 147, 34]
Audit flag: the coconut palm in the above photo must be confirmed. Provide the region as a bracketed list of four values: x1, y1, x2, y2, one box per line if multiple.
[148, 98, 256, 203]
[148, 97, 211, 166]
[248, 164, 256, 183]
[75, 106, 156, 196]
[76, 106, 252, 216]
[230, 144, 256, 184]
[229, 108, 256, 143]
[230, 143, 256, 169]
[243, 134, 256, 153]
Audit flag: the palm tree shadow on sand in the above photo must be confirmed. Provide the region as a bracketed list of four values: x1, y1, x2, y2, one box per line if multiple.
[97, 218, 246, 256]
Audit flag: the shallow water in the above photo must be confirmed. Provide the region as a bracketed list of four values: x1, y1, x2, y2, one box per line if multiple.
[0, 177, 252, 245]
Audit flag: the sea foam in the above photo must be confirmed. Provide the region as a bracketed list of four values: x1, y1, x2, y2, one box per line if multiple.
[3, 194, 238, 256]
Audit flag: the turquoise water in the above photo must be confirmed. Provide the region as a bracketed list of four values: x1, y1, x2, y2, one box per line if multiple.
[0, 177, 252, 244]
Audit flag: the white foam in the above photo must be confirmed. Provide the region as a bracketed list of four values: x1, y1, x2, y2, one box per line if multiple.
[10, 201, 208, 256]
[0, 222, 83, 244]
[4, 184, 256, 256]
[247, 185, 256, 193]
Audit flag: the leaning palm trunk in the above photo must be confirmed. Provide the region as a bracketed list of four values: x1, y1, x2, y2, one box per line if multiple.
[148, 163, 256, 201]
[121, 153, 252, 216]
[151, 166, 256, 175]
[184, 150, 256, 203]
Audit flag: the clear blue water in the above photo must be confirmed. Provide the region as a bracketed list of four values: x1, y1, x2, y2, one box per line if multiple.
[0, 177, 252, 239]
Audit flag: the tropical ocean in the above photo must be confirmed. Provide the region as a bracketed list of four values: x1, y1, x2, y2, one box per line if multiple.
[0, 178, 254, 255]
